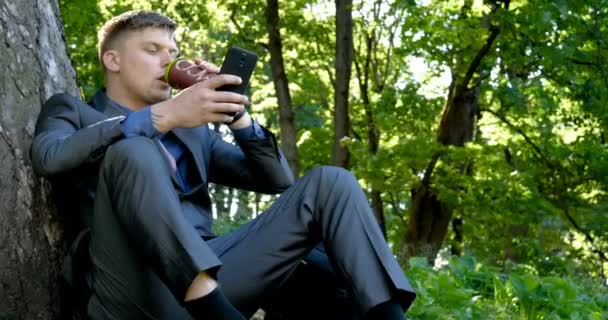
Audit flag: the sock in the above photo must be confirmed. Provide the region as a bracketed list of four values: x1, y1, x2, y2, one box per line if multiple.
[184, 288, 246, 320]
[364, 299, 405, 320]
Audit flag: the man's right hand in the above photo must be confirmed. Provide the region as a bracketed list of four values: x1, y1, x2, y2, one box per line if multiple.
[150, 74, 248, 133]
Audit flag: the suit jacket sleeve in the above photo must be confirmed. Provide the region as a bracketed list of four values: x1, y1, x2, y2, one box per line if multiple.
[208, 125, 295, 194]
[31, 93, 125, 177]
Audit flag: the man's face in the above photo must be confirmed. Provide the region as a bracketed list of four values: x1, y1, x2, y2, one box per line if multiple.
[107, 27, 179, 108]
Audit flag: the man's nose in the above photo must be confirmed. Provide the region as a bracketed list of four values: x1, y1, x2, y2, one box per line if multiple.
[160, 50, 173, 67]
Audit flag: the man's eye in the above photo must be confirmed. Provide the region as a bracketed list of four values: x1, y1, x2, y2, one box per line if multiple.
[145, 47, 158, 53]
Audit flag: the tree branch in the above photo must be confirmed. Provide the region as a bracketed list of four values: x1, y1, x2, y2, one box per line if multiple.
[349, 126, 363, 142]
[458, 26, 500, 93]
[364, 32, 372, 97]
[389, 191, 408, 224]
[483, 108, 608, 266]
[569, 58, 596, 66]
[458, 0, 509, 93]
[229, 10, 269, 50]
[318, 32, 335, 87]
[421, 150, 443, 186]
[592, 3, 608, 90]
[480, 108, 555, 170]
[562, 205, 608, 263]
[376, 6, 403, 93]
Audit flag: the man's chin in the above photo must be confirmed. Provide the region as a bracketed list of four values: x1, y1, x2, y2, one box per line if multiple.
[147, 90, 172, 104]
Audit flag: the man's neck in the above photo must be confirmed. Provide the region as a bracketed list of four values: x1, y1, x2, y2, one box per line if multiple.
[105, 81, 145, 111]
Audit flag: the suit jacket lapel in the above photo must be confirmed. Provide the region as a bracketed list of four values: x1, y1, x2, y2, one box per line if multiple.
[153, 138, 183, 189]
[172, 127, 208, 185]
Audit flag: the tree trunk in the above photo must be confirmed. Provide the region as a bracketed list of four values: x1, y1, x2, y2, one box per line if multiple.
[265, 0, 300, 177]
[404, 151, 455, 261]
[354, 31, 386, 237]
[0, 0, 78, 319]
[405, 76, 483, 261]
[371, 190, 386, 238]
[405, 17, 502, 261]
[451, 217, 463, 256]
[332, 0, 353, 168]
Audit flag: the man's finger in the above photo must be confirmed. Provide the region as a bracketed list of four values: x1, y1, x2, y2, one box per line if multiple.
[193, 58, 220, 73]
[207, 112, 235, 124]
[210, 91, 249, 105]
[209, 103, 245, 115]
[204, 62, 220, 73]
[201, 74, 242, 89]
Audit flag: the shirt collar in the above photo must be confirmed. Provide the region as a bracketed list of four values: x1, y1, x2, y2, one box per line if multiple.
[91, 88, 134, 116]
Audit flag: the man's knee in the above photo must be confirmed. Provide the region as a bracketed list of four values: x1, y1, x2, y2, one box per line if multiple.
[102, 137, 161, 174]
[307, 165, 358, 188]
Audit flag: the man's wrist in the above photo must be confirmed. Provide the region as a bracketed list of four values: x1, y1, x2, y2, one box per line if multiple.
[228, 112, 252, 129]
[150, 101, 175, 133]
[120, 108, 161, 138]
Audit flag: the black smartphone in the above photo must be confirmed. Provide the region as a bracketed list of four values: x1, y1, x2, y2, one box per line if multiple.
[217, 47, 258, 95]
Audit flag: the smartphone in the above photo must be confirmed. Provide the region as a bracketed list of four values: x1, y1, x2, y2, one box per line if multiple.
[217, 47, 258, 95]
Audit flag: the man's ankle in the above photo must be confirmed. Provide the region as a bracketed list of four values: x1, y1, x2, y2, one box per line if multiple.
[184, 287, 245, 320]
[185, 271, 218, 301]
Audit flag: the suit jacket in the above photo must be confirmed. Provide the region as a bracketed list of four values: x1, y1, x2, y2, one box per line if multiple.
[31, 90, 294, 237]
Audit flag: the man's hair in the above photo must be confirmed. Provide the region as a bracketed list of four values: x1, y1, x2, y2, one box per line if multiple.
[97, 10, 177, 62]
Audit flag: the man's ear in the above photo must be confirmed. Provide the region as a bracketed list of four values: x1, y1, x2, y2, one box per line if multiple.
[102, 50, 120, 73]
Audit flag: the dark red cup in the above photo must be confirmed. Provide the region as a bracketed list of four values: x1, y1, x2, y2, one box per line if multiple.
[164, 58, 218, 90]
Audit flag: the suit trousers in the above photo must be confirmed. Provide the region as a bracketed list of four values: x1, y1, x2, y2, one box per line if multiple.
[87, 137, 413, 319]
[262, 243, 361, 320]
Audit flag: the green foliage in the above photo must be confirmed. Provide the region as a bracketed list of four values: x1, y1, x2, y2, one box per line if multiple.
[405, 255, 608, 320]
[59, 0, 105, 98]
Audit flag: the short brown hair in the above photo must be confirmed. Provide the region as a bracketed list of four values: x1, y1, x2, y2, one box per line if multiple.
[97, 10, 177, 61]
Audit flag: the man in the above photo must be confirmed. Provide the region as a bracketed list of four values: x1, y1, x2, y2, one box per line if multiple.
[31, 10, 415, 320]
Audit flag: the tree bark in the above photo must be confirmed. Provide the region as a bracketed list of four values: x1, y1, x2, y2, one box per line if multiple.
[265, 0, 300, 177]
[404, 76, 483, 262]
[0, 0, 78, 319]
[405, 8, 504, 262]
[332, 0, 353, 168]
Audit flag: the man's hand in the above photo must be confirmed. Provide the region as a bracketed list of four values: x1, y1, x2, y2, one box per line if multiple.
[192, 58, 220, 75]
[151, 74, 248, 132]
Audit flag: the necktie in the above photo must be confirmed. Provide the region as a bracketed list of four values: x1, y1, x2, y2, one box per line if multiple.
[158, 141, 177, 172]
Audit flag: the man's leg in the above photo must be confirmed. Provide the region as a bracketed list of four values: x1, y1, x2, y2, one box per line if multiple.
[263, 244, 361, 320]
[87, 137, 233, 319]
[207, 166, 416, 318]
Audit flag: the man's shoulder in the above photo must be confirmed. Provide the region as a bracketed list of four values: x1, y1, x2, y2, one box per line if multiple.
[39, 92, 111, 128]
[43, 92, 91, 112]
[46, 92, 85, 103]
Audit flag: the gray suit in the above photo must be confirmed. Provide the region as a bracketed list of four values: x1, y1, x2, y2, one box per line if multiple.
[31, 90, 416, 319]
